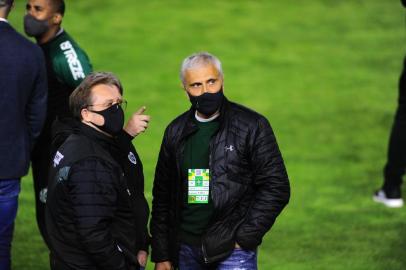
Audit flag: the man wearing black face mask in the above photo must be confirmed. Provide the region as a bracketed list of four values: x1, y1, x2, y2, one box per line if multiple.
[46, 72, 150, 270]
[24, 0, 93, 246]
[151, 52, 290, 270]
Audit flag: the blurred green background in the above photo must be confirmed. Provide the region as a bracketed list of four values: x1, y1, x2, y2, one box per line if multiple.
[6, 0, 406, 269]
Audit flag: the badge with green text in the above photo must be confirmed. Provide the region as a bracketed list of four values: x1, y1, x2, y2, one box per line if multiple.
[188, 169, 210, 204]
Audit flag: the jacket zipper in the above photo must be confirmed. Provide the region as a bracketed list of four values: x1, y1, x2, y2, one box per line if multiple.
[202, 139, 217, 264]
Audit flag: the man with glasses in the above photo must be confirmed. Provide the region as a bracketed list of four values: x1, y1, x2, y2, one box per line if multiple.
[46, 72, 150, 270]
[0, 0, 47, 268]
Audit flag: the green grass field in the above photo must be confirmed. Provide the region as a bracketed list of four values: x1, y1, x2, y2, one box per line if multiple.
[7, 0, 406, 269]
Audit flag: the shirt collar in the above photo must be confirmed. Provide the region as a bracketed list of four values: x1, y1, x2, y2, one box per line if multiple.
[0, 18, 8, 23]
[195, 111, 220, 123]
[56, 27, 64, 36]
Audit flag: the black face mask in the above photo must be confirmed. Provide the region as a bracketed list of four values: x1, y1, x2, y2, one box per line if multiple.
[24, 14, 50, 37]
[188, 89, 225, 117]
[91, 104, 124, 136]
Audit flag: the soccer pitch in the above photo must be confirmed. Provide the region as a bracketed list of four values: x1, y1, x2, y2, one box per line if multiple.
[7, 1, 406, 269]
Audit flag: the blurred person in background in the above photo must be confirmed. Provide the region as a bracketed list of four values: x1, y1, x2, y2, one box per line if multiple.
[24, 0, 93, 245]
[373, 0, 406, 208]
[0, 0, 47, 268]
[46, 72, 150, 270]
[151, 52, 290, 270]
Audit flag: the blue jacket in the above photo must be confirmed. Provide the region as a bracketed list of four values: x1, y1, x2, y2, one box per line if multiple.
[0, 20, 47, 179]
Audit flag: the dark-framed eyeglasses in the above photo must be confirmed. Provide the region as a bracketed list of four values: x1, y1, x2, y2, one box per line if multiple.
[87, 99, 127, 111]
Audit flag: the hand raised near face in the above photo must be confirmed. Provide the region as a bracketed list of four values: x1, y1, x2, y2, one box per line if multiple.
[124, 106, 151, 137]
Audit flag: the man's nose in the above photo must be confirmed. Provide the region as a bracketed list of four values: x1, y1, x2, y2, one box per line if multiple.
[202, 83, 208, 93]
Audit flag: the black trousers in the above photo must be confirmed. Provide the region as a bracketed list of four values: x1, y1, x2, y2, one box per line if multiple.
[383, 57, 406, 191]
[31, 120, 52, 248]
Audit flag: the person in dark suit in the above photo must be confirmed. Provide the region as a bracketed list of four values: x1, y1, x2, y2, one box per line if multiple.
[0, 0, 47, 269]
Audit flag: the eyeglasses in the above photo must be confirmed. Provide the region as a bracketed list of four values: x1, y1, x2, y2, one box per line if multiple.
[87, 99, 127, 111]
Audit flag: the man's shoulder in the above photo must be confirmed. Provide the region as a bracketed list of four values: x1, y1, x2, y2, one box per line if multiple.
[48, 31, 92, 86]
[0, 23, 43, 57]
[50, 31, 90, 64]
[164, 110, 191, 135]
[228, 101, 268, 125]
[48, 31, 87, 54]
[54, 133, 118, 173]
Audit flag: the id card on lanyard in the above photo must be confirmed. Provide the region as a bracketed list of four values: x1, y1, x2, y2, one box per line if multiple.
[188, 169, 210, 204]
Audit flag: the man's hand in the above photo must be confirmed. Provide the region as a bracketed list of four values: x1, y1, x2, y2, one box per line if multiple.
[154, 261, 172, 270]
[137, 250, 148, 267]
[124, 106, 151, 137]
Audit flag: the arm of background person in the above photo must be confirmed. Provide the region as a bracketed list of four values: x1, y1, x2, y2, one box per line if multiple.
[68, 158, 127, 270]
[115, 128, 151, 254]
[53, 43, 93, 89]
[150, 127, 174, 265]
[26, 47, 47, 149]
[235, 116, 291, 251]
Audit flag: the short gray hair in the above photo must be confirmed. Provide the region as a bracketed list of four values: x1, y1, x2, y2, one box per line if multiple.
[180, 52, 223, 84]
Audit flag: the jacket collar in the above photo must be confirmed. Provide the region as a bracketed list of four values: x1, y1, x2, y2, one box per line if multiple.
[0, 20, 12, 30]
[179, 97, 230, 141]
[78, 122, 115, 149]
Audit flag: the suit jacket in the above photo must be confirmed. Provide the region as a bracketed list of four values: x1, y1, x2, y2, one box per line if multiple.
[0, 20, 47, 179]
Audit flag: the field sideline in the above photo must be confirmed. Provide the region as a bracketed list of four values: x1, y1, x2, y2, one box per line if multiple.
[7, 1, 406, 269]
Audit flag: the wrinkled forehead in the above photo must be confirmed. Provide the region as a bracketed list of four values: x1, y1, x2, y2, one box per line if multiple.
[184, 63, 222, 82]
[27, 0, 54, 12]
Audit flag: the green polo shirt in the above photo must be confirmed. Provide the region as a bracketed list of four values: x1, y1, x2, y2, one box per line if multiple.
[179, 116, 219, 246]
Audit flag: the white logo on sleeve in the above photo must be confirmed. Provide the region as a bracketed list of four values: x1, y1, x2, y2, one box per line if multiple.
[128, 152, 137, 165]
[225, 145, 234, 152]
[39, 187, 48, 203]
[53, 151, 64, 167]
[60, 41, 85, 80]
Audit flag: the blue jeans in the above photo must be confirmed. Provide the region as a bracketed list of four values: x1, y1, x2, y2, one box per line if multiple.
[179, 244, 257, 270]
[0, 179, 20, 270]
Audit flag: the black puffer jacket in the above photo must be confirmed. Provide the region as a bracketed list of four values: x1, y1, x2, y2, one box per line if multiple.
[46, 123, 149, 270]
[151, 98, 290, 265]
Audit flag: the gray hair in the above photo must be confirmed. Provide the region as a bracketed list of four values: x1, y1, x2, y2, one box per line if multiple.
[180, 52, 223, 84]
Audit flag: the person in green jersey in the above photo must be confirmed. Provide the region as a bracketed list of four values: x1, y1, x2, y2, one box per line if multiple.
[23, 0, 92, 247]
[151, 52, 290, 270]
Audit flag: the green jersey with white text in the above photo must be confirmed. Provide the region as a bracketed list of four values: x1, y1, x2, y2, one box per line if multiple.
[40, 30, 92, 120]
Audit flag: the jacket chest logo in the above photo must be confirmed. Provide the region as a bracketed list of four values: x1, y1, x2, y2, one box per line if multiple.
[225, 145, 234, 152]
[53, 151, 64, 167]
[128, 151, 137, 165]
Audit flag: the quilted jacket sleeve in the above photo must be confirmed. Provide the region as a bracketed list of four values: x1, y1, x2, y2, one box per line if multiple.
[235, 116, 290, 250]
[150, 127, 175, 263]
[68, 158, 127, 270]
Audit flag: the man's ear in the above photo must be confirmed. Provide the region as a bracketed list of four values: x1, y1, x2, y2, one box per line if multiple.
[52, 13, 62, 25]
[81, 108, 90, 122]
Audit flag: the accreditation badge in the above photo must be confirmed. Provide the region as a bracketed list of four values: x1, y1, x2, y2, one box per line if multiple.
[188, 169, 210, 204]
